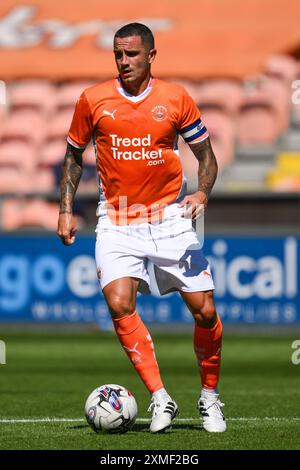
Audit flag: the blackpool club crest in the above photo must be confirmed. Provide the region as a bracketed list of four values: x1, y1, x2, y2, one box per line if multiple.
[152, 105, 168, 122]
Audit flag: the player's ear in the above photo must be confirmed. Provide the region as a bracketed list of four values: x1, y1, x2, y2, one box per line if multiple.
[148, 48, 157, 64]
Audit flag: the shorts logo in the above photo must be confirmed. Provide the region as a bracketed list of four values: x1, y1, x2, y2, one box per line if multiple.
[203, 270, 211, 277]
[152, 105, 168, 122]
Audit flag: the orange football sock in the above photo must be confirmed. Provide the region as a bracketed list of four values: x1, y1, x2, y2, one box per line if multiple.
[194, 315, 223, 390]
[112, 310, 164, 393]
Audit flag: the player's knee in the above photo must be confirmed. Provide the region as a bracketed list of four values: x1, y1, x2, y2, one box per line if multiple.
[202, 303, 217, 322]
[193, 302, 217, 327]
[106, 294, 135, 319]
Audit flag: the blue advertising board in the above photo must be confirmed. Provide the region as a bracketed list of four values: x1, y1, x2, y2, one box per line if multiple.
[0, 234, 299, 328]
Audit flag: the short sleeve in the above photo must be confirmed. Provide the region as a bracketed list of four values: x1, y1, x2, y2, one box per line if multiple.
[67, 92, 93, 149]
[178, 90, 209, 144]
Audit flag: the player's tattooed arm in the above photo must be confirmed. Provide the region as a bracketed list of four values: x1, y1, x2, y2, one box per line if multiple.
[57, 143, 84, 245]
[179, 137, 217, 219]
[190, 137, 218, 201]
[59, 143, 83, 214]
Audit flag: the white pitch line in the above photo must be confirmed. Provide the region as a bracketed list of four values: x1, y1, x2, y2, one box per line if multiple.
[0, 417, 299, 424]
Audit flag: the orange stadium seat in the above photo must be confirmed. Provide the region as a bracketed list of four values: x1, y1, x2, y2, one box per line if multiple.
[2, 198, 87, 230]
[1, 109, 45, 145]
[0, 142, 36, 193]
[291, 60, 300, 128]
[168, 79, 201, 103]
[0, 110, 5, 141]
[263, 54, 298, 86]
[1, 198, 60, 230]
[237, 85, 282, 146]
[196, 80, 244, 116]
[69, 142, 98, 193]
[84, 142, 96, 165]
[178, 110, 235, 181]
[238, 102, 280, 146]
[46, 109, 74, 141]
[39, 139, 66, 167]
[56, 81, 96, 111]
[35, 139, 66, 192]
[8, 80, 56, 115]
[200, 106, 236, 171]
[260, 77, 291, 132]
[177, 137, 198, 187]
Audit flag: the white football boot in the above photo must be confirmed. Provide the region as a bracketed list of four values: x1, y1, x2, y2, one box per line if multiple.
[148, 395, 179, 433]
[198, 391, 227, 432]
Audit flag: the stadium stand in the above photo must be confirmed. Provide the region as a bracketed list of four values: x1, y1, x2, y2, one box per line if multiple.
[266, 151, 300, 191]
[1, 198, 60, 230]
[55, 81, 95, 112]
[0, 141, 36, 193]
[0, 50, 300, 228]
[1, 109, 45, 145]
[8, 80, 56, 115]
[195, 80, 244, 116]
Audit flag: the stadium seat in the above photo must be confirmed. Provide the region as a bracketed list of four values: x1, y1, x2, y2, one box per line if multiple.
[178, 108, 235, 182]
[263, 54, 298, 86]
[237, 85, 281, 146]
[0, 103, 8, 139]
[169, 79, 198, 102]
[39, 139, 66, 167]
[46, 110, 74, 141]
[84, 142, 96, 165]
[1, 109, 45, 145]
[56, 81, 95, 111]
[200, 106, 236, 171]
[35, 139, 66, 192]
[177, 137, 198, 187]
[1, 198, 87, 230]
[8, 80, 56, 115]
[260, 77, 291, 132]
[1, 198, 60, 230]
[0, 142, 36, 193]
[197, 80, 244, 116]
[291, 61, 300, 128]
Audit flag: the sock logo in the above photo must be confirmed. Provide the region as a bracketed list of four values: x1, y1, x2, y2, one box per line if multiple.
[124, 342, 141, 356]
[124, 342, 142, 364]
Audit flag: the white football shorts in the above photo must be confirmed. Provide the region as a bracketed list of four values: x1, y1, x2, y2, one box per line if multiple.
[95, 203, 215, 295]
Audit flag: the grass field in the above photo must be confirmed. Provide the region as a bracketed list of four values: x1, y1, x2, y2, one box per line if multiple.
[0, 328, 300, 450]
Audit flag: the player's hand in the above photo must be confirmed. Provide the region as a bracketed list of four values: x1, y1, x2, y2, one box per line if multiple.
[178, 191, 208, 220]
[57, 212, 77, 245]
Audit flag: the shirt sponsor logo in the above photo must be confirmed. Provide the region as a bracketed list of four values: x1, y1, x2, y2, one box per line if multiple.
[110, 134, 164, 162]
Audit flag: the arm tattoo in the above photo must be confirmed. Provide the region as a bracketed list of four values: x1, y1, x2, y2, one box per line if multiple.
[59, 143, 83, 214]
[189, 138, 218, 198]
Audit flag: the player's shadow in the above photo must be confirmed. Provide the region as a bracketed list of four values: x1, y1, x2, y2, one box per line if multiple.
[70, 424, 90, 430]
[69, 423, 202, 433]
[132, 423, 202, 433]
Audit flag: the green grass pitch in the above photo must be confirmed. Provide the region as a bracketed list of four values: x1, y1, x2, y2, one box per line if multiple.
[0, 328, 299, 450]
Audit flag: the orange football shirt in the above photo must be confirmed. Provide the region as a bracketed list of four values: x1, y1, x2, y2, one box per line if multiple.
[68, 78, 208, 224]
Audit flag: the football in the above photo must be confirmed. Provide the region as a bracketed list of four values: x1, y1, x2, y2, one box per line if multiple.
[84, 384, 138, 433]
